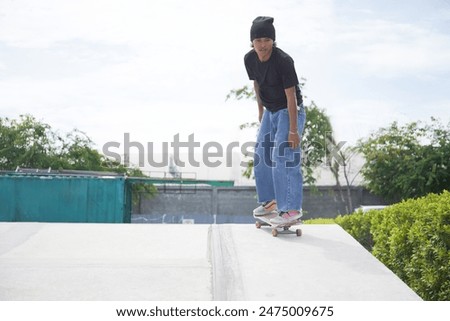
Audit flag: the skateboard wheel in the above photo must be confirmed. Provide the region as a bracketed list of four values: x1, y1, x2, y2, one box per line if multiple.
[255, 221, 262, 229]
[272, 229, 278, 237]
[296, 229, 302, 237]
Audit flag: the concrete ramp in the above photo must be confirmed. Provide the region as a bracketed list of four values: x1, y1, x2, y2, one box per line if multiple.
[211, 224, 421, 300]
[0, 223, 421, 301]
[0, 223, 212, 300]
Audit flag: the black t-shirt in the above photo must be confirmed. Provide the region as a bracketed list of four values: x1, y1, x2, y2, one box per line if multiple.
[244, 47, 303, 112]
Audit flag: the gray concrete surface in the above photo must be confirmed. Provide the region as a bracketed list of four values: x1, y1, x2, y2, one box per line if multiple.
[0, 223, 211, 300]
[0, 222, 421, 301]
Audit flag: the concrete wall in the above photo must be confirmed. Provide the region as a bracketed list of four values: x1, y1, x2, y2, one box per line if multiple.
[132, 185, 387, 224]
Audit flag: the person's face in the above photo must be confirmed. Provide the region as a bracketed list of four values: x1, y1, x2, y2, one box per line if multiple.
[252, 37, 273, 59]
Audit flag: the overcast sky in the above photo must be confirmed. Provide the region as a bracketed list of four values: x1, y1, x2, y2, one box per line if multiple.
[1, 0, 450, 181]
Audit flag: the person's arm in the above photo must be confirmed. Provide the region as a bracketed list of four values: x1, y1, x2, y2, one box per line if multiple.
[253, 80, 264, 123]
[285, 86, 300, 149]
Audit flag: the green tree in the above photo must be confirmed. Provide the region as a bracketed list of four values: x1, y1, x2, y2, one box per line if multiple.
[0, 115, 111, 171]
[302, 101, 334, 186]
[1, 114, 54, 169]
[356, 118, 450, 202]
[0, 115, 157, 200]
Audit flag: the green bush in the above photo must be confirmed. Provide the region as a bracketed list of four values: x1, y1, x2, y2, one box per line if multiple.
[336, 191, 450, 301]
[335, 210, 374, 252]
[371, 191, 450, 300]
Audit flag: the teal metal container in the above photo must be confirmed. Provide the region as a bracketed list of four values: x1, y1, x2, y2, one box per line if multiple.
[0, 174, 130, 223]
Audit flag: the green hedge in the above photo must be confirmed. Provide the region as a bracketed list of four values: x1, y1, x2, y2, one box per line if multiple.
[335, 190, 450, 301]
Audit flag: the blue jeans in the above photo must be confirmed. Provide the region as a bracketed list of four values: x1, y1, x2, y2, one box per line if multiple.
[254, 105, 306, 212]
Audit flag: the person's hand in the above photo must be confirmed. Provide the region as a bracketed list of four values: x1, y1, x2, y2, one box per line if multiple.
[289, 131, 300, 149]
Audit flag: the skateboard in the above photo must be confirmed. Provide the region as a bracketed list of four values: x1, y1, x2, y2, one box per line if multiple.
[253, 212, 302, 237]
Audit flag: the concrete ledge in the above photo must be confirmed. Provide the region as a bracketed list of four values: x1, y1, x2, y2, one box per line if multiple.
[0, 223, 421, 301]
[0, 223, 212, 300]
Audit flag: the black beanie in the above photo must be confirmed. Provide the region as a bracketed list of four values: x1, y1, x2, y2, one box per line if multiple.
[250, 16, 276, 41]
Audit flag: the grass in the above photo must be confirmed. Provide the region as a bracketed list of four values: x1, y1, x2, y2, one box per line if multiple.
[303, 218, 336, 224]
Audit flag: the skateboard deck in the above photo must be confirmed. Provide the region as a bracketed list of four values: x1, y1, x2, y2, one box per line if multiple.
[253, 212, 302, 237]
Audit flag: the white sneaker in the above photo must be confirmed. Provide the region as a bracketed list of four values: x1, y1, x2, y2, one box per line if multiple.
[253, 200, 277, 216]
[270, 210, 303, 224]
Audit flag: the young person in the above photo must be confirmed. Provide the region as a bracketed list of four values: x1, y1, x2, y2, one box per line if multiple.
[244, 16, 306, 224]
